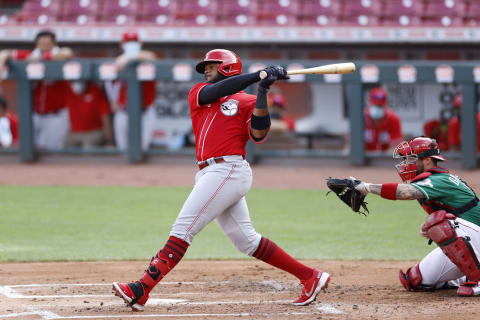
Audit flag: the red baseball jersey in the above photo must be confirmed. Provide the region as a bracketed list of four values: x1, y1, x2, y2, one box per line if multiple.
[423, 119, 449, 151]
[188, 82, 266, 161]
[364, 107, 402, 151]
[2, 111, 19, 145]
[10, 49, 68, 114]
[33, 81, 68, 114]
[448, 114, 480, 151]
[66, 83, 110, 132]
[118, 81, 156, 110]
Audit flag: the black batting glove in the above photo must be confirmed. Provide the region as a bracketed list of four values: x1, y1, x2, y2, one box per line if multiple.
[264, 65, 289, 80]
[258, 65, 289, 90]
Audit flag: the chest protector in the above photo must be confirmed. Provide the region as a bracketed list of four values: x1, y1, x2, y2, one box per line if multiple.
[412, 167, 479, 216]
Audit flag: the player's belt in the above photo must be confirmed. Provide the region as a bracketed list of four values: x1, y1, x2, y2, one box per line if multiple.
[197, 157, 225, 170]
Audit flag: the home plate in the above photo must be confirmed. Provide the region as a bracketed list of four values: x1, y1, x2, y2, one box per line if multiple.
[148, 298, 187, 304]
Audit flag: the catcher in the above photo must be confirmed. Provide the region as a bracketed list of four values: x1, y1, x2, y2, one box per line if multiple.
[328, 136, 480, 296]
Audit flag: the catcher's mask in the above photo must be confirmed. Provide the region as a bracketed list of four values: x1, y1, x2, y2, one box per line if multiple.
[393, 137, 446, 182]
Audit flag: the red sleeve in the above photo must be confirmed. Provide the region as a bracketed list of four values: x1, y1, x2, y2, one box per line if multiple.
[388, 112, 402, 140]
[448, 117, 460, 147]
[282, 115, 296, 131]
[7, 113, 19, 143]
[188, 83, 208, 110]
[11, 50, 30, 60]
[141, 81, 156, 109]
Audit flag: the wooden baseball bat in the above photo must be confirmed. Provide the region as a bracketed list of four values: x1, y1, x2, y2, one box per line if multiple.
[259, 62, 356, 79]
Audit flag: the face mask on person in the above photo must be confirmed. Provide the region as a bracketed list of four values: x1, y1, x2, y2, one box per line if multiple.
[122, 41, 141, 58]
[369, 105, 385, 120]
[71, 81, 87, 94]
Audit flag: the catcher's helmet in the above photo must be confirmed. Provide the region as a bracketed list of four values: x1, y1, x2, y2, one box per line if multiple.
[369, 87, 387, 106]
[393, 137, 446, 182]
[195, 49, 242, 77]
[453, 93, 462, 108]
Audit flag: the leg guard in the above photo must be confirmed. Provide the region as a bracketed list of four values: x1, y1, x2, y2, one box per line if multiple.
[423, 210, 480, 282]
[399, 263, 435, 291]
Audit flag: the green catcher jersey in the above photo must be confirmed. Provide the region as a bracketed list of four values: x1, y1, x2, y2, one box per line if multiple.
[411, 172, 480, 226]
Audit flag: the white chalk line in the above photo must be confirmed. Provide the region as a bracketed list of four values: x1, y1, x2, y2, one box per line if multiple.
[0, 311, 334, 319]
[316, 303, 344, 314]
[7, 281, 235, 288]
[0, 282, 344, 319]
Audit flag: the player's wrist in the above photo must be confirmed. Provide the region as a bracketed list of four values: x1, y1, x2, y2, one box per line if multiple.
[364, 182, 371, 193]
[380, 183, 398, 200]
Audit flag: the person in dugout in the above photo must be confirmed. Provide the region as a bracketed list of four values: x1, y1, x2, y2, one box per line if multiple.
[267, 92, 295, 133]
[0, 30, 73, 150]
[447, 93, 480, 152]
[364, 87, 403, 152]
[0, 94, 18, 148]
[64, 81, 114, 149]
[104, 31, 157, 151]
[423, 102, 453, 152]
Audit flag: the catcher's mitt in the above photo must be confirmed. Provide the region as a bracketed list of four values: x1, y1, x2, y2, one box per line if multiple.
[326, 178, 369, 215]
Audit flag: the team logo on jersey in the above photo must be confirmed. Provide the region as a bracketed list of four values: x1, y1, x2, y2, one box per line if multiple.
[416, 178, 433, 188]
[220, 99, 239, 116]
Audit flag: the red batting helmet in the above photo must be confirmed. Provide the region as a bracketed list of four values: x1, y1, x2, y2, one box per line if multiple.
[122, 31, 139, 42]
[453, 93, 462, 108]
[195, 49, 242, 77]
[369, 87, 387, 106]
[393, 137, 446, 182]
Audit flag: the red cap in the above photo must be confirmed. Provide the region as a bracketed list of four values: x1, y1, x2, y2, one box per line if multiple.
[122, 31, 139, 42]
[369, 87, 387, 106]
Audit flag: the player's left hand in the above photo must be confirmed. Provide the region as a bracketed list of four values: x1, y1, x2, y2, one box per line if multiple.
[259, 66, 289, 90]
[326, 177, 370, 215]
[349, 176, 370, 196]
[265, 65, 289, 80]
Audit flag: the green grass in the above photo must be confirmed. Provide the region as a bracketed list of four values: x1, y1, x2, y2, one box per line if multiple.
[0, 185, 432, 262]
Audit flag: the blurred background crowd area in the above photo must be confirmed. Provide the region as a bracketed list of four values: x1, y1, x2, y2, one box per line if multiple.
[0, 0, 478, 158]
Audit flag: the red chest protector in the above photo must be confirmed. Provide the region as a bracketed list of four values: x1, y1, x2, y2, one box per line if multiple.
[412, 167, 479, 216]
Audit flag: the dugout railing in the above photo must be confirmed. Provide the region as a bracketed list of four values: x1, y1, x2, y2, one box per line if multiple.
[3, 59, 479, 168]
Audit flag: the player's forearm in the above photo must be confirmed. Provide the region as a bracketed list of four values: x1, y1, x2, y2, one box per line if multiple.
[250, 84, 270, 140]
[198, 72, 261, 105]
[365, 183, 424, 200]
[51, 47, 73, 60]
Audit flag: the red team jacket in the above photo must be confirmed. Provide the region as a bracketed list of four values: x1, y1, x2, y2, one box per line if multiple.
[117, 81, 156, 111]
[11, 49, 67, 114]
[1, 111, 19, 146]
[188, 83, 266, 161]
[448, 114, 480, 151]
[66, 83, 111, 133]
[364, 108, 402, 151]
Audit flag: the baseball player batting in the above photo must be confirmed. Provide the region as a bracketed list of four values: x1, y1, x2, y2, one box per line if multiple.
[112, 49, 330, 311]
[340, 137, 480, 296]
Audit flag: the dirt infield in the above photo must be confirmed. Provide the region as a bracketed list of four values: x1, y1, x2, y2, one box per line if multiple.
[1, 156, 480, 319]
[2, 260, 479, 320]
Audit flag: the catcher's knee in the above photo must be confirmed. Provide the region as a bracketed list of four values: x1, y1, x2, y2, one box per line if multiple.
[399, 264, 437, 291]
[423, 210, 480, 282]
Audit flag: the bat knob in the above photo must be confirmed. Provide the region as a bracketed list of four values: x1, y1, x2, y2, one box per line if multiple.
[259, 70, 267, 80]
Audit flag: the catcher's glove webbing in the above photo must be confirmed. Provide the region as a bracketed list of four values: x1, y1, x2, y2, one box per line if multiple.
[326, 178, 370, 216]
